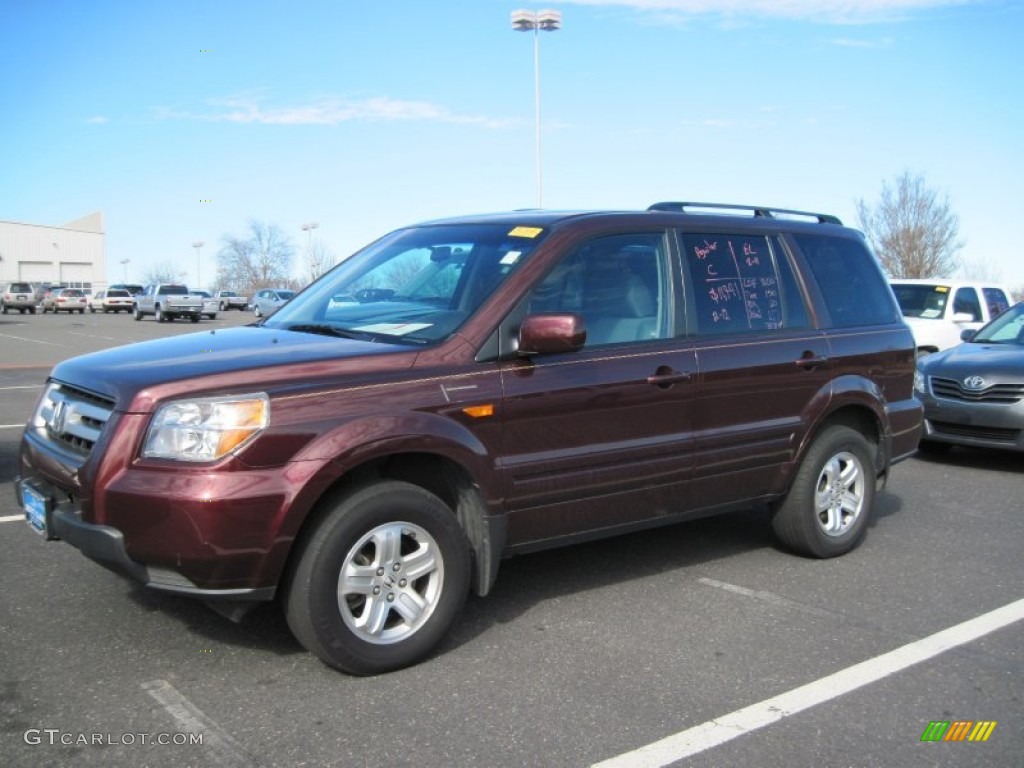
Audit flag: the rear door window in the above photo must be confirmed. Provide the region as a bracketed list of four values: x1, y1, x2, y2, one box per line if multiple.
[679, 232, 808, 335]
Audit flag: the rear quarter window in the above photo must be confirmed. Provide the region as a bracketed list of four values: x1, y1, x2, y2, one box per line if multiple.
[792, 234, 900, 328]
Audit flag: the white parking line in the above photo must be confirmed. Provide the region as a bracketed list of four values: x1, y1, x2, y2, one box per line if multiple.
[0, 332, 69, 347]
[0, 385, 43, 390]
[592, 597, 1024, 768]
[0, 515, 25, 523]
[0, 424, 26, 429]
[698, 577, 837, 619]
[142, 680, 257, 767]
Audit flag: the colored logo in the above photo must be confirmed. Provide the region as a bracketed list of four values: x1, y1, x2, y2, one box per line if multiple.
[921, 720, 997, 742]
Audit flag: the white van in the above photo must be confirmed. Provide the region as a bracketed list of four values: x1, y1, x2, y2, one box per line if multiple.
[889, 279, 1015, 354]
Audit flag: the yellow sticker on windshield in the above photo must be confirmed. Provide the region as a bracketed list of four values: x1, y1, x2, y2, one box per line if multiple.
[935, 286, 949, 293]
[508, 226, 543, 238]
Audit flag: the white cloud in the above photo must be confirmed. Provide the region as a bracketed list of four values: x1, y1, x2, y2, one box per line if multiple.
[829, 36, 895, 46]
[154, 94, 516, 129]
[557, 0, 979, 24]
[85, 116, 109, 124]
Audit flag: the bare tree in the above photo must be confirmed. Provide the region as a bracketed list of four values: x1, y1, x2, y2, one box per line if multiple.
[959, 255, 1002, 283]
[856, 171, 964, 278]
[306, 238, 336, 283]
[217, 221, 296, 296]
[142, 261, 182, 285]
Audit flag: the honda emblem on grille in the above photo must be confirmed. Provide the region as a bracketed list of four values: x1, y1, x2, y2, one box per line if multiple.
[963, 375, 987, 390]
[48, 399, 67, 434]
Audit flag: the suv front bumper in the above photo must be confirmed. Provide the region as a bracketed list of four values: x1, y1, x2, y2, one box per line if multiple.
[15, 475, 277, 601]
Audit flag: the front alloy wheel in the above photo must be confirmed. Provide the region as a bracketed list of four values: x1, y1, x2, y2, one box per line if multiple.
[285, 480, 471, 675]
[337, 521, 444, 645]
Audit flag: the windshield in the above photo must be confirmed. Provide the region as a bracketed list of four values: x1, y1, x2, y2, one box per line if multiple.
[263, 222, 548, 344]
[891, 283, 949, 319]
[972, 302, 1024, 344]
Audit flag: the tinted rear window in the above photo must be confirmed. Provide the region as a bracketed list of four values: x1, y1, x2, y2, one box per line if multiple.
[9, 283, 32, 292]
[793, 234, 900, 327]
[982, 287, 1009, 318]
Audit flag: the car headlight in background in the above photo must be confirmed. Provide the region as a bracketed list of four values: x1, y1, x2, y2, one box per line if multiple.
[913, 370, 926, 395]
[143, 394, 269, 462]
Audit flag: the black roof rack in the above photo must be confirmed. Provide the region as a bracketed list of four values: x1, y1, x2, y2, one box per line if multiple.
[647, 201, 842, 225]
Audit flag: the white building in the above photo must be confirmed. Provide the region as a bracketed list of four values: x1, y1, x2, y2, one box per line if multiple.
[0, 212, 106, 290]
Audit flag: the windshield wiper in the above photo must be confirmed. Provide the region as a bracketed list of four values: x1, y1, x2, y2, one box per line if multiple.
[283, 323, 427, 345]
[283, 323, 370, 340]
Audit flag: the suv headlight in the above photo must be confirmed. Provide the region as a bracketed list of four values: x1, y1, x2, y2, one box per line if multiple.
[142, 393, 269, 462]
[913, 370, 926, 394]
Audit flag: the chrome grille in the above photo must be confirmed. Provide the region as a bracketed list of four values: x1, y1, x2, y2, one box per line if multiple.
[930, 376, 1024, 404]
[36, 383, 114, 455]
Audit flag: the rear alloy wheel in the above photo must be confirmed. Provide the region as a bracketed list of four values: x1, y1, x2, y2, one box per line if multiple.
[286, 480, 471, 675]
[133, 306, 143, 321]
[771, 425, 876, 558]
[155, 306, 165, 323]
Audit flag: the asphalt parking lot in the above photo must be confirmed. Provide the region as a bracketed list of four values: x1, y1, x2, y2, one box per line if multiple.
[1, 310, 1021, 767]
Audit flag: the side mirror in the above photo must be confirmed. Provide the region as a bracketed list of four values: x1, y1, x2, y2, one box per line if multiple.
[952, 312, 975, 323]
[518, 313, 586, 356]
[960, 328, 977, 342]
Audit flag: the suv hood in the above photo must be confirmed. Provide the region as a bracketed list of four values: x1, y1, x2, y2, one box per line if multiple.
[921, 342, 1024, 380]
[52, 326, 414, 409]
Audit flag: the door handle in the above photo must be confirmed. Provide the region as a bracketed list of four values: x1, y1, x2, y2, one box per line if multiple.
[647, 367, 692, 388]
[793, 354, 828, 369]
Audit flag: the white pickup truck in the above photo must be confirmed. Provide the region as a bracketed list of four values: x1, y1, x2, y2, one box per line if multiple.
[132, 283, 204, 323]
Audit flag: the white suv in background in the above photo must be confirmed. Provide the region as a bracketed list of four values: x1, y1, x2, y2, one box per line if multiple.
[890, 279, 1015, 354]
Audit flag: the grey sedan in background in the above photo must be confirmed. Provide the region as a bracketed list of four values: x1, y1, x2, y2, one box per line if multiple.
[916, 301, 1024, 453]
[251, 288, 295, 318]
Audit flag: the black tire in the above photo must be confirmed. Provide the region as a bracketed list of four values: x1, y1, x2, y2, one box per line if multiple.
[253, 305, 262, 318]
[155, 306, 166, 322]
[1, 304, 7, 314]
[90, 306, 96, 313]
[78, 308, 85, 314]
[29, 306, 36, 314]
[917, 439, 952, 456]
[219, 302, 227, 312]
[190, 314, 200, 323]
[771, 425, 876, 558]
[285, 480, 471, 675]
[133, 306, 143, 321]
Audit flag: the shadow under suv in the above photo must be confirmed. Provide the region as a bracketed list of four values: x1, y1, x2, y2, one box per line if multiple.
[16, 202, 923, 674]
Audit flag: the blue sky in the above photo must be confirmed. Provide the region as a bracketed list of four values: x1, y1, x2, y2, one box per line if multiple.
[2, 0, 1023, 289]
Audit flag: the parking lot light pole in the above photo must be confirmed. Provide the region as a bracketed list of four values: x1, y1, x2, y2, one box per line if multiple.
[192, 241, 205, 290]
[511, 9, 562, 208]
[120, 259, 130, 281]
[302, 222, 319, 280]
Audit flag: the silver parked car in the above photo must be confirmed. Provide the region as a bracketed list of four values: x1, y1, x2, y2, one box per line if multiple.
[251, 288, 295, 318]
[915, 301, 1024, 453]
[2, 282, 39, 314]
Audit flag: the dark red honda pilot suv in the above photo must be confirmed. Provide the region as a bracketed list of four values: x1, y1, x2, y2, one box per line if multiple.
[17, 203, 922, 674]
